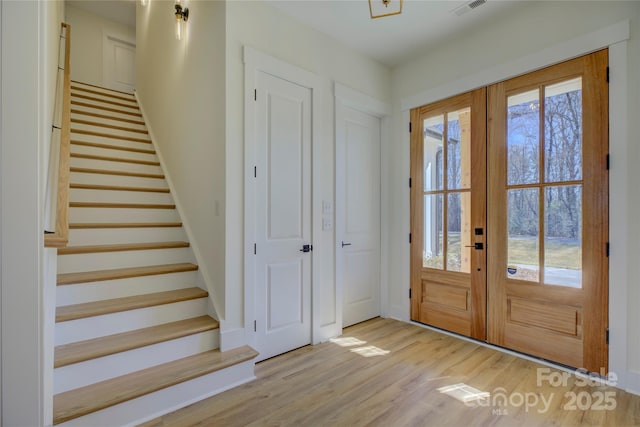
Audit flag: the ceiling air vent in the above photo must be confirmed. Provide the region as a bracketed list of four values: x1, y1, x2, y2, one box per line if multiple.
[450, 0, 487, 16]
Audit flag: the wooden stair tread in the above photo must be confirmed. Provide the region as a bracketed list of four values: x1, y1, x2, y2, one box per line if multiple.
[71, 118, 148, 134]
[70, 85, 137, 103]
[71, 139, 156, 155]
[69, 222, 182, 229]
[58, 241, 189, 255]
[71, 100, 143, 117]
[70, 167, 164, 179]
[56, 287, 208, 322]
[71, 128, 151, 144]
[70, 202, 175, 209]
[53, 346, 259, 425]
[57, 262, 198, 285]
[71, 152, 159, 166]
[70, 183, 170, 193]
[71, 109, 146, 126]
[71, 92, 140, 110]
[54, 316, 219, 368]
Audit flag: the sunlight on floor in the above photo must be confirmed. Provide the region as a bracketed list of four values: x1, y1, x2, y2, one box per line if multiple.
[330, 336, 390, 357]
[438, 383, 490, 404]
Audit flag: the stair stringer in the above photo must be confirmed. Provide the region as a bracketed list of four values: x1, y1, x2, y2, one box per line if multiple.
[134, 92, 234, 348]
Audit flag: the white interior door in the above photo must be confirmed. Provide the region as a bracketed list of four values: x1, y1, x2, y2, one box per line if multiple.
[103, 34, 135, 93]
[254, 71, 312, 361]
[336, 102, 381, 327]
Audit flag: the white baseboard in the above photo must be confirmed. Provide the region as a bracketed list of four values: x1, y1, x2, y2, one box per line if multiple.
[219, 326, 247, 352]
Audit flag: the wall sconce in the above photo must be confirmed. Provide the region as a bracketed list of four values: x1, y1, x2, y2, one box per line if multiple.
[174, 0, 189, 40]
[369, 0, 403, 19]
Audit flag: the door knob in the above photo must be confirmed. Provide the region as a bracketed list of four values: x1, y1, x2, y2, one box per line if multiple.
[341, 241, 352, 248]
[300, 244, 313, 253]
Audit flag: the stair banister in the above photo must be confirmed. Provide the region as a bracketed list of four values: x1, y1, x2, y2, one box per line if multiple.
[45, 22, 71, 248]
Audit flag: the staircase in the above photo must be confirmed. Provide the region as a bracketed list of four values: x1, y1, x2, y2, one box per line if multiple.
[53, 81, 257, 426]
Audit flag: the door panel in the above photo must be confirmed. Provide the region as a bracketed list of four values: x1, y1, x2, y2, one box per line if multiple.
[487, 50, 608, 372]
[410, 88, 487, 340]
[336, 104, 381, 327]
[103, 35, 135, 93]
[255, 71, 312, 361]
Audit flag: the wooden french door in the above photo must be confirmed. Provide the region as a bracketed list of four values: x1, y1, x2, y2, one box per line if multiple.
[411, 50, 609, 372]
[487, 50, 609, 372]
[410, 88, 487, 340]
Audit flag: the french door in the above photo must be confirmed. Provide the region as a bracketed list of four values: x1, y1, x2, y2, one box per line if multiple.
[410, 50, 609, 372]
[410, 89, 487, 340]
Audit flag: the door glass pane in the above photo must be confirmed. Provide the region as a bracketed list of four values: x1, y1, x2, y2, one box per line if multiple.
[507, 89, 539, 185]
[424, 194, 444, 269]
[544, 78, 582, 183]
[424, 115, 444, 191]
[447, 108, 471, 190]
[544, 185, 582, 287]
[507, 188, 539, 281]
[447, 192, 471, 273]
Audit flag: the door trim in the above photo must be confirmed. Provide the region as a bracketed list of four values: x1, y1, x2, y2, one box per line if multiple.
[334, 83, 390, 329]
[243, 47, 322, 350]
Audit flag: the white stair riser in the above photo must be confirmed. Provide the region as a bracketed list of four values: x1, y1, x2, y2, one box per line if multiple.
[55, 297, 210, 345]
[70, 131, 152, 150]
[70, 96, 140, 115]
[56, 270, 198, 306]
[68, 227, 186, 246]
[69, 171, 168, 189]
[69, 188, 174, 205]
[70, 122, 149, 141]
[57, 247, 194, 274]
[70, 156, 162, 176]
[70, 143, 157, 163]
[70, 91, 137, 107]
[70, 112, 147, 132]
[54, 330, 220, 394]
[70, 104, 143, 125]
[71, 83, 135, 98]
[56, 360, 256, 427]
[69, 207, 179, 223]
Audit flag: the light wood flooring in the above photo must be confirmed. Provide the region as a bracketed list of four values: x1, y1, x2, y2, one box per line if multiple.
[141, 318, 640, 426]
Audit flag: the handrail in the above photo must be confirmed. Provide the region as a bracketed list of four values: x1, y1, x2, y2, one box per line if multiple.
[45, 22, 71, 248]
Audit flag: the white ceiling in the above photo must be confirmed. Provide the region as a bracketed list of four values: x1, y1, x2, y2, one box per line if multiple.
[66, 0, 526, 67]
[265, 0, 525, 67]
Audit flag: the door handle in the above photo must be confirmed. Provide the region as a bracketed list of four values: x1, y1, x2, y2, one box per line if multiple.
[465, 242, 484, 250]
[300, 244, 313, 253]
[341, 241, 352, 248]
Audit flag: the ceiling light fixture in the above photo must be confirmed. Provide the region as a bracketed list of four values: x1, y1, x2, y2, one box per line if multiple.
[369, 0, 403, 19]
[174, 0, 189, 40]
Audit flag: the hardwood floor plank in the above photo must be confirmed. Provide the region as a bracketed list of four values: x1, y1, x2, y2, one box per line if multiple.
[139, 318, 640, 427]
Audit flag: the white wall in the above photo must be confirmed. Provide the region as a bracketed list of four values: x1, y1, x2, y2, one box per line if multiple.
[136, 0, 227, 320]
[1, 0, 63, 424]
[66, 4, 135, 87]
[388, 1, 640, 393]
[225, 1, 390, 342]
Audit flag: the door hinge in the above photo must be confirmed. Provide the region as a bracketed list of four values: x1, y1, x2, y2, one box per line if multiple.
[409, 233, 412, 244]
[254, 243, 257, 255]
[606, 242, 610, 257]
[606, 328, 609, 344]
[254, 320, 257, 332]
[606, 67, 610, 83]
[254, 89, 257, 101]
[409, 122, 412, 133]
[409, 178, 412, 188]
[254, 166, 257, 178]
[409, 288, 412, 299]
[606, 154, 610, 170]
